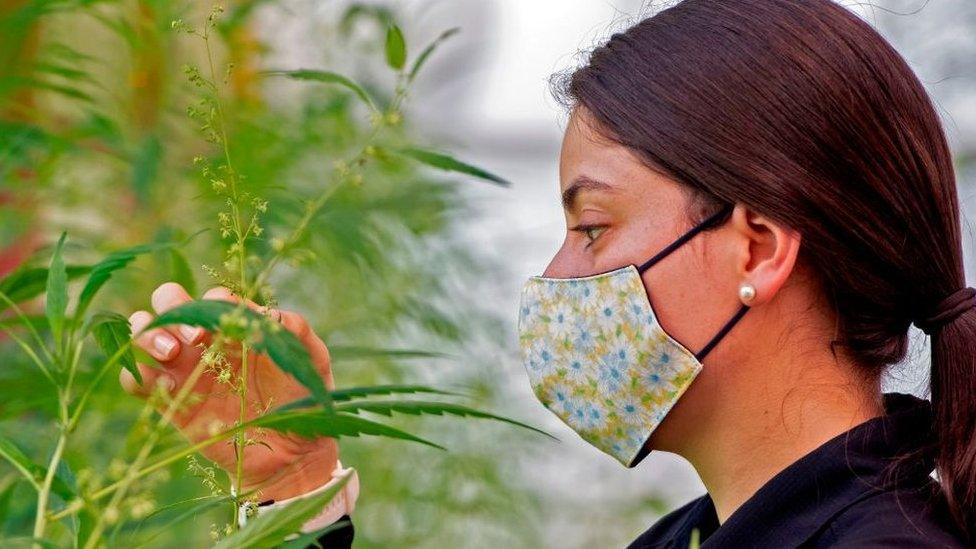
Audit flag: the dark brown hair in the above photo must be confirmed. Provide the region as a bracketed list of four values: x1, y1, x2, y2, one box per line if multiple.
[551, 0, 975, 538]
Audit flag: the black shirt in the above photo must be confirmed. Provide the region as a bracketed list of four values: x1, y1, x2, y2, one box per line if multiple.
[627, 392, 966, 548]
[312, 515, 354, 547]
[313, 393, 966, 548]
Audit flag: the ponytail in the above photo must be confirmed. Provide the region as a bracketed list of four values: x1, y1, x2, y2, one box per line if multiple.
[922, 288, 976, 540]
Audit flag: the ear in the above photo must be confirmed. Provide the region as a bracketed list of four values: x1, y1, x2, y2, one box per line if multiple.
[728, 203, 801, 305]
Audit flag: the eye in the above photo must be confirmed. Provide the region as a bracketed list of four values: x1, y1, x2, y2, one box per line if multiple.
[584, 226, 607, 242]
[573, 224, 608, 246]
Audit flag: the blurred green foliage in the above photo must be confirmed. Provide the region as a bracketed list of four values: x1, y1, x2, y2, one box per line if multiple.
[0, 1, 546, 546]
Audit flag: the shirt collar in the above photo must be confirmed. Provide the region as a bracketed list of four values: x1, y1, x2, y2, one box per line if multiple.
[685, 392, 938, 547]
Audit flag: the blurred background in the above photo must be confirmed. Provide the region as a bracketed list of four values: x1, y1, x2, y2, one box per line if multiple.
[1, 0, 973, 547]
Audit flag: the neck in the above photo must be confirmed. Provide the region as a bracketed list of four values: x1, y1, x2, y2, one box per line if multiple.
[679, 348, 883, 524]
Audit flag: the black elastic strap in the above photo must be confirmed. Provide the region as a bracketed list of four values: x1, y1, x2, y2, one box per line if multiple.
[636, 203, 734, 274]
[694, 303, 750, 362]
[628, 302, 750, 469]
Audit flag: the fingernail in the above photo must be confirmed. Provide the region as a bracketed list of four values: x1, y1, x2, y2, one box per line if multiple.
[129, 312, 150, 334]
[153, 334, 177, 359]
[158, 376, 176, 392]
[178, 324, 201, 343]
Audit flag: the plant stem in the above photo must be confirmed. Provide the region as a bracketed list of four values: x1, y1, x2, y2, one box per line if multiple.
[33, 324, 81, 544]
[233, 342, 248, 529]
[202, 20, 253, 530]
[32, 422, 67, 545]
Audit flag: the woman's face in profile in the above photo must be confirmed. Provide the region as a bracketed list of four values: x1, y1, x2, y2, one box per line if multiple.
[544, 107, 749, 450]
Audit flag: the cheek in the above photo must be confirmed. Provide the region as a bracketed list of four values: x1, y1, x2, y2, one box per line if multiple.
[639, 245, 732, 355]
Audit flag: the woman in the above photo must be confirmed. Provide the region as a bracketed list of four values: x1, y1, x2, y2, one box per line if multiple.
[122, 0, 975, 546]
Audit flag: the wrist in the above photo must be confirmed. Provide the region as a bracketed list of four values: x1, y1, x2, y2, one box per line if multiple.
[238, 459, 360, 535]
[241, 443, 338, 502]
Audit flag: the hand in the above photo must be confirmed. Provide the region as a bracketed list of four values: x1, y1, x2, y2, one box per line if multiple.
[120, 282, 338, 502]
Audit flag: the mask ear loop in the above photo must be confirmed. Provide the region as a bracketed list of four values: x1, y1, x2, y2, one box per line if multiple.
[635, 204, 734, 274]
[632, 203, 746, 363]
[694, 303, 749, 362]
[626, 204, 747, 469]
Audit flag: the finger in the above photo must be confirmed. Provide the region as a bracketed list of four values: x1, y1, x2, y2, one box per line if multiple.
[130, 310, 180, 363]
[119, 362, 176, 398]
[202, 285, 237, 302]
[131, 309, 209, 383]
[152, 282, 204, 344]
[203, 286, 268, 316]
[277, 310, 334, 390]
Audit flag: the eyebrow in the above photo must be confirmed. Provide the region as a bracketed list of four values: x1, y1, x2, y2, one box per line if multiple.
[561, 175, 615, 211]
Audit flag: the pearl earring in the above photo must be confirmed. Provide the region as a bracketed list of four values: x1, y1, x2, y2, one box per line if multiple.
[738, 283, 757, 305]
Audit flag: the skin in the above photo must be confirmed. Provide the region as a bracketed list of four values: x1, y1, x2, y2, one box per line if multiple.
[124, 105, 884, 523]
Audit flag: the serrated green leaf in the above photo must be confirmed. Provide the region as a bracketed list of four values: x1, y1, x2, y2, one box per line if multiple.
[88, 311, 137, 384]
[214, 471, 352, 549]
[75, 242, 175, 320]
[332, 384, 461, 401]
[384, 25, 406, 70]
[407, 27, 460, 83]
[45, 232, 68, 351]
[0, 480, 16, 522]
[132, 495, 231, 545]
[263, 69, 377, 112]
[168, 248, 197, 297]
[0, 434, 74, 500]
[393, 147, 511, 186]
[260, 325, 331, 406]
[0, 265, 91, 312]
[0, 265, 90, 314]
[276, 384, 463, 413]
[335, 400, 556, 440]
[0, 76, 93, 103]
[53, 457, 76, 501]
[0, 434, 41, 490]
[33, 62, 90, 82]
[146, 300, 330, 405]
[0, 314, 47, 332]
[327, 345, 451, 361]
[250, 410, 443, 449]
[44, 42, 96, 65]
[144, 299, 228, 331]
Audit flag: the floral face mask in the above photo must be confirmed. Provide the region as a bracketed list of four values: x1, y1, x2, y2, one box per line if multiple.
[517, 203, 749, 467]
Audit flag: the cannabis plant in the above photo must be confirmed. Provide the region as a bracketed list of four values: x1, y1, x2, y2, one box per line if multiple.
[0, 4, 549, 547]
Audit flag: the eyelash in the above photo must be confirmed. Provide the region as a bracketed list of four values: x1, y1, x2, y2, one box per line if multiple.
[572, 224, 608, 247]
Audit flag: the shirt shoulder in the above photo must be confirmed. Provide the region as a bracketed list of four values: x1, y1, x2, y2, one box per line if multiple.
[810, 482, 966, 548]
[627, 495, 712, 549]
